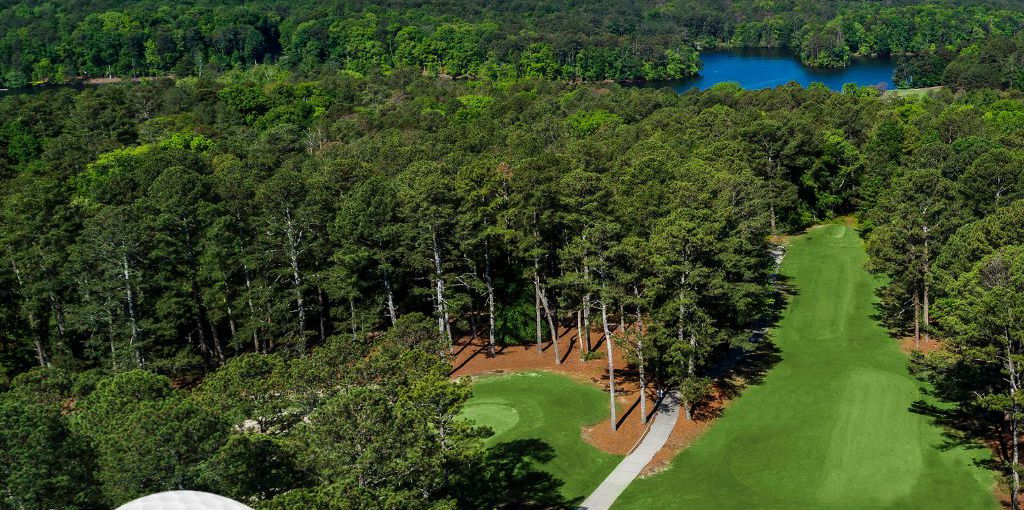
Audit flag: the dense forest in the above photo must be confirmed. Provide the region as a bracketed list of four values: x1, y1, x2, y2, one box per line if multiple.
[1, 58, 1024, 507]
[6, 0, 1024, 88]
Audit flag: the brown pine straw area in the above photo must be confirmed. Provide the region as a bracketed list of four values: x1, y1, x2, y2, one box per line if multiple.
[449, 326, 734, 475]
[900, 335, 944, 355]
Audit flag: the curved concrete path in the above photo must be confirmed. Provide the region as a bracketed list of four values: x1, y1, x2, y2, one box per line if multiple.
[578, 391, 681, 510]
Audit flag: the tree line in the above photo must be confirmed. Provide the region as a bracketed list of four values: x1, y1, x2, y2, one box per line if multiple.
[6, 0, 1024, 88]
[859, 90, 1024, 504]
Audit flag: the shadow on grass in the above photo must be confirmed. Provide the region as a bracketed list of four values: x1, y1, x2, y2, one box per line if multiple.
[908, 399, 997, 453]
[705, 272, 794, 407]
[905, 355, 1013, 497]
[461, 438, 574, 509]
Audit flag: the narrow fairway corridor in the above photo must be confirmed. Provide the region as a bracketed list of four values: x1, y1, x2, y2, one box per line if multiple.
[614, 224, 996, 510]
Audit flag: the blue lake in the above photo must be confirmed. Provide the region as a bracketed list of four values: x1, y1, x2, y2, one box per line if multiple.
[637, 48, 895, 92]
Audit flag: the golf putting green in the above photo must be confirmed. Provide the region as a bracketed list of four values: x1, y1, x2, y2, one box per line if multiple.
[614, 224, 997, 510]
[464, 371, 622, 501]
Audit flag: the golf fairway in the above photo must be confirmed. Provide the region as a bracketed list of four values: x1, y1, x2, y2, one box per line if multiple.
[613, 224, 996, 510]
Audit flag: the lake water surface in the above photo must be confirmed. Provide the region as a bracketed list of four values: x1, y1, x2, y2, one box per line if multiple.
[638, 48, 895, 92]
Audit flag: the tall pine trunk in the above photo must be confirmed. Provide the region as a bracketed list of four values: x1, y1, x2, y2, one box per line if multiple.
[317, 285, 328, 344]
[241, 262, 260, 353]
[536, 270, 560, 364]
[634, 286, 648, 424]
[485, 245, 497, 357]
[583, 263, 592, 352]
[9, 258, 48, 366]
[601, 294, 616, 431]
[923, 237, 930, 343]
[121, 254, 142, 367]
[384, 274, 398, 326]
[431, 228, 452, 348]
[534, 264, 543, 353]
[1008, 340, 1021, 510]
[577, 309, 585, 361]
[223, 285, 237, 340]
[913, 291, 921, 349]
[282, 208, 306, 351]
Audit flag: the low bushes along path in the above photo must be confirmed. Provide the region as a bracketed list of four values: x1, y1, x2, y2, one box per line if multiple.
[614, 224, 996, 510]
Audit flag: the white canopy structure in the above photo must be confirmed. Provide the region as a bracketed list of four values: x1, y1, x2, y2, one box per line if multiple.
[115, 491, 253, 510]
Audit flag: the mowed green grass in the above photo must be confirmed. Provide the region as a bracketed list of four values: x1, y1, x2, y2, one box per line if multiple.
[614, 224, 996, 510]
[463, 371, 622, 500]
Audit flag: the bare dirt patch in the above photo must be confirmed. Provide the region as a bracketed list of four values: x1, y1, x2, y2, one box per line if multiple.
[641, 388, 731, 475]
[451, 326, 731, 467]
[900, 336, 943, 355]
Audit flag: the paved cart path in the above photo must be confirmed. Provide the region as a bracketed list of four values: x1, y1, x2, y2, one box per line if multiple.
[578, 392, 681, 510]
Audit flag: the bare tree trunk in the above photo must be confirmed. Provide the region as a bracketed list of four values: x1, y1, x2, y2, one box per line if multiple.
[242, 263, 260, 353]
[210, 323, 225, 364]
[913, 291, 921, 349]
[634, 285, 648, 424]
[636, 305, 648, 424]
[485, 248, 497, 357]
[350, 297, 358, 341]
[317, 285, 327, 344]
[769, 203, 777, 238]
[577, 309, 585, 361]
[431, 228, 451, 348]
[687, 331, 697, 420]
[290, 254, 306, 349]
[536, 272, 560, 364]
[583, 263, 592, 352]
[678, 286, 694, 420]
[49, 293, 65, 340]
[9, 258, 48, 366]
[1008, 340, 1021, 510]
[923, 237, 930, 343]
[923, 283, 930, 343]
[534, 268, 543, 353]
[235, 216, 261, 353]
[384, 274, 398, 326]
[226, 301, 238, 347]
[224, 285, 237, 340]
[602, 295, 617, 431]
[121, 254, 142, 367]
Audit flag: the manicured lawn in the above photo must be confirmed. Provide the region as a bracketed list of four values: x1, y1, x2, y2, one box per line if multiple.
[463, 371, 622, 502]
[614, 224, 996, 510]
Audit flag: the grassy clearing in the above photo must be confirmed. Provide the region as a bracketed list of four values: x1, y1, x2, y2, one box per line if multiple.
[614, 224, 995, 510]
[884, 85, 945, 97]
[463, 371, 622, 502]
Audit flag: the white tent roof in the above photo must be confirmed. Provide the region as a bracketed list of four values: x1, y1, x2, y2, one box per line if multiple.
[115, 491, 253, 510]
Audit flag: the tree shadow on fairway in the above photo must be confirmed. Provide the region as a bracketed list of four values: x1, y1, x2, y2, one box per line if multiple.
[462, 438, 574, 509]
[712, 340, 784, 403]
[908, 398, 1000, 457]
[708, 272, 792, 403]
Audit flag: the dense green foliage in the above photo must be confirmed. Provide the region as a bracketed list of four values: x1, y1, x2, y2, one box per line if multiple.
[4, 54, 1024, 506]
[6, 0, 1024, 88]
